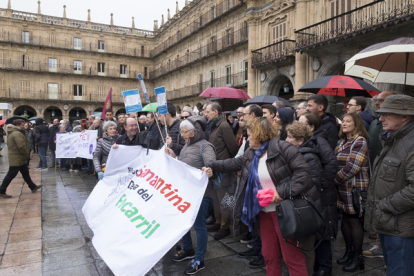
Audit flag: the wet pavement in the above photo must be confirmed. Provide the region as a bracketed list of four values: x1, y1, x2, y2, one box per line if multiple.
[0, 147, 388, 276]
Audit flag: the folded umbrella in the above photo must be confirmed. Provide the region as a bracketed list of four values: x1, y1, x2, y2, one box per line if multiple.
[298, 75, 380, 98]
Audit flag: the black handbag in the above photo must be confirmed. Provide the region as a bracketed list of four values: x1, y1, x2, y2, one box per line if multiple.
[351, 187, 367, 217]
[134, 130, 158, 153]
[276, 180, 326, 251]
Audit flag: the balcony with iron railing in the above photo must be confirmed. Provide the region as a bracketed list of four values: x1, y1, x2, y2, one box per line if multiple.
[150, 0, 245, 58]
[149, 27, 248, 80]
[0, 32, 151, 58]
[3, 8, 154, 37]
[149, 71, 248, 102]
[251, 40, 296, 69]
[0, 58, 148, 80]
[0, 89, 145, 104]
[295, 0, 414, 52]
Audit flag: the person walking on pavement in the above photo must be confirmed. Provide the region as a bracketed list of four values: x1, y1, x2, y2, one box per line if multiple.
[362, 91, 395, 259]
[34, 118, 49, 171]
[306, 94, 339, 150]
[48, 119, 60, 168]
[0, 119, 41, 198]
[205, 102, 239, 240]
[165, 116, 216, 275]
[364, 94, 414, 276]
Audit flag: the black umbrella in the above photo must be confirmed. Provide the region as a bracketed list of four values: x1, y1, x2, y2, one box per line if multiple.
[5, 115, 30, 125]
[243, 95, 292, 107]
[28, 117, 45, 125]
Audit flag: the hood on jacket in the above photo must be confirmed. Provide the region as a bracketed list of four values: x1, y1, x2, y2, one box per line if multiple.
[186, 115, 206, 145]
[321, 112, 337, 125]
[298, 136, 321, 157]
[359, 110, 374, 125]
[6, 124, 22, 134]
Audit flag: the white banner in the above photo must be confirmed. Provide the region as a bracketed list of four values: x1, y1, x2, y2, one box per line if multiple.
[56, 131, 97, 159]
[82, 146, 208, 276]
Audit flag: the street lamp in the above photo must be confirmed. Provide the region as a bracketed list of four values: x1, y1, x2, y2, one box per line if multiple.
[24, 108, 27, 116]
[51, 110, 55, 117]
[76, 110, 80, 117]
[283, 83, 290, 93]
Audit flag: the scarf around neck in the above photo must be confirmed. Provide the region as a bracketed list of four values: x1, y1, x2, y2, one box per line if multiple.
[241, 140, 269, 231]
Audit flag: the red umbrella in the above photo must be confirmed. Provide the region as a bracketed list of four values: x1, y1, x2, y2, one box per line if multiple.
[199, 87, 251, 100]
[298, 75, 380, 98]
[0, 119, 6, 126]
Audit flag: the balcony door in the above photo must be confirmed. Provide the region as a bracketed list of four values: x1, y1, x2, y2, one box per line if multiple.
[73, 85, 82, 101]
[271, 22, 286, 55]
[330, 0, 352, 35]
[48, 83, 58, 100]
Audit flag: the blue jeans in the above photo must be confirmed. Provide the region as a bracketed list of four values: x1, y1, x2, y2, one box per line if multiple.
[182, 197, 210, 262]
[379, 233, 414, 276]
[88, 159, 93, 172]
[60, 158, 67, 169]
[51, 150, 56, 165]
[37, 146, 48, 168]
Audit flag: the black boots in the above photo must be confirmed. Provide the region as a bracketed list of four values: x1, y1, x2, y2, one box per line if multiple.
[343, 253, 364, 272]
[336, 249, 353, 265]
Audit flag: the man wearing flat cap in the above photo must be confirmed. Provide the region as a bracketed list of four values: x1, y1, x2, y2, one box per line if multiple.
[364, 94, 414, 275]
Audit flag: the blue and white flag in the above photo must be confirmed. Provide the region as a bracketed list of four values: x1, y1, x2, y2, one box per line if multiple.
[122, 89, 142, 113]
[138, 74, 150, 103]
[155, 86, 167, 115]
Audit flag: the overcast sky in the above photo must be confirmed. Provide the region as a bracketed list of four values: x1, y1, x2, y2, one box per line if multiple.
[6, 0, 188, 31]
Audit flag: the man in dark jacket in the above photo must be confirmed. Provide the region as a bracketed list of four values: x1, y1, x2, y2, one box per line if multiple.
[203, 102, 212, 140]
[35, 118, 49, 170]
[306, 94, 339, 150]
[48, 119, 60, 168]
[115, 118, 140, 145]
[346, 96, 374, 131]
[205, 102, 239, 240]
[146, 113, 160, 150]
[365, 94, 414, 276]
[162, 103, 186, 155]
[118, 113, 126, 136]
[0, 120, 41, 198]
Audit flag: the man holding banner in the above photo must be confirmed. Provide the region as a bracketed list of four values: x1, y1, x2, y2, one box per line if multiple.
[160, 103, 185, 155]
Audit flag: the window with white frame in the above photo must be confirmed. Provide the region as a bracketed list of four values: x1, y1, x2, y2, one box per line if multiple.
[271, 22, 287, 52]
[74, 38, 82, 49]
[98, 40, 105, 50]
[74, 60, 82, 72]
[98, 62, 105, 73]
[73, 85, 82, 97]
[49, 58, 57, 71]
[22, 31, 29, 43]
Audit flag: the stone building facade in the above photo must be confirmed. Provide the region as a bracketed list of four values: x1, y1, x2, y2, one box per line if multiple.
[1, 0, 414, 121]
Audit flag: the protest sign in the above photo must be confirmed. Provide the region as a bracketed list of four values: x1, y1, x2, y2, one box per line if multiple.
[138, 73, 150, 103]
[122, 89, 142, 113]
[155, 86, 167, 115]
[56, 130, 97, 159]
[82, 146, 208, 276]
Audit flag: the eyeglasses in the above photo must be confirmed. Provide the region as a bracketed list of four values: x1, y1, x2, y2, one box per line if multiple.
[180, 116, 190, 120]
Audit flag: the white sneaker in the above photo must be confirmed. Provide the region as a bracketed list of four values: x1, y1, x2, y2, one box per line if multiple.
[74, 169, 79, 172]
[363, 245, 383, 258]
[69, 169, 73, 172]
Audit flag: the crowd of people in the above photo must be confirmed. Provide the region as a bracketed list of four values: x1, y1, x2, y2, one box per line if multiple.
[0, 91, 413, 276]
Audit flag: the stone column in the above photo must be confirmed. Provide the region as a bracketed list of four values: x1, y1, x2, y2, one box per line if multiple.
[167, 9, 170, 20]
[176, 2, 179, 14]
[185, 0, 188, 5]
[87, 9, 91, 28]
[161, 14, 164, 25]
[37, 1, 41, 21]
[132, 17, 135, 29]
[154, 20, 158, 31]
[110, 13, 114, 31]
[247, 18, 259, 98]
[294, 0, 310, 99]
[63, 5, 67, 24]
[7, 0, 11, 16]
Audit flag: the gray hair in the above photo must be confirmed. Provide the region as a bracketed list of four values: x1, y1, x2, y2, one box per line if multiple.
[299, 101, 308, 108]
[182, 106, 196, 116]
[64, 119, 70, 126]
[59, 124, 66, 129]
[103, 121, 117, 132]
[180, 120, 195, 131]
